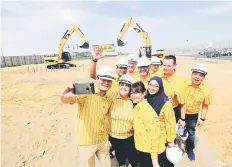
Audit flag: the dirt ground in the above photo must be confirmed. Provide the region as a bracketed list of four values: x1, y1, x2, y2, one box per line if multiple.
[1, 55, 232, 167]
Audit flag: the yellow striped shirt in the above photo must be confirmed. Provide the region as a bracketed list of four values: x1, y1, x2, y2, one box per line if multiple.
[133, 99, 161, 159]
[161, 72, 185, 108]
[107, 81, 119, 93]
[107, 74, 120, 93]
[75, 93, 113, 145]
[108, 92, 134, 139]
[157, 101, 176, 153]
[181, 80, 212, 114]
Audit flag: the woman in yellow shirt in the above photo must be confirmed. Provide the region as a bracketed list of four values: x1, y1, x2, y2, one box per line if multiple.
[108, 74, 138, 167]
[131, 81, 161, 167]
[145, 76, 176, 167]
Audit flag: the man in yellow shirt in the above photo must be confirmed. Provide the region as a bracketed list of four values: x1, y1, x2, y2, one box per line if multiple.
[160, 55, 185, 122]
[133, 57, 152, 88]
[90, 54, 128, 92]
[60, 66, 115, 167]
[178, 63, 212, 161]
[127, 53, 138, 77]
[149, 56, 163, 77]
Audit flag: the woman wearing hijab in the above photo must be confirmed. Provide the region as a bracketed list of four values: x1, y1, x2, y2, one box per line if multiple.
[145, 76, 176, 167]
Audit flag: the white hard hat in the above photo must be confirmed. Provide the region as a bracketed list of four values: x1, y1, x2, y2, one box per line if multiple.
[119, 74, 134, 85]
[96, 66, 115, 81]
[151, 56, 162, 65]
[116, 58, 128, 68]
[191, 63, 208, 75]
[127, 53, 138, 62]
[137, 57, 151, 67]
[166, 147, 183, 164]
[176, 124, 189, 141]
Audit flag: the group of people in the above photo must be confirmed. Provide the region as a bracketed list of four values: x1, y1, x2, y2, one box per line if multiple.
[60, 48, 212, 167]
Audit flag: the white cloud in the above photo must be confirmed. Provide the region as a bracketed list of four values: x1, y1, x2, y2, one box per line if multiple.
[197, 2, 232, 15]
[2, 2, 166, 56]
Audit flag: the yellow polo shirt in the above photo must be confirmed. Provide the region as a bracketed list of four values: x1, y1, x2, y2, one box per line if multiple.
[181, 80, 212, 114]
[149, 70, 162, 78]
[133, 99, 161, 159]
[161, 72, 185, 108]
[108, 92, 134, 139]
[157, 101, 176, 153]
[75, 93, 113, 145]
[128, 70, 138, 79]
[133, 73, 153, 88]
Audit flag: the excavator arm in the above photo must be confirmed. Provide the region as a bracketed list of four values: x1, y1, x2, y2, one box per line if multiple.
[58, 24, 89, 60]
[117, 17, 152, 58]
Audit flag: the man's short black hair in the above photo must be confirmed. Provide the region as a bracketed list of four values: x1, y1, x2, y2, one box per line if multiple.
[164, 55, 176, 65]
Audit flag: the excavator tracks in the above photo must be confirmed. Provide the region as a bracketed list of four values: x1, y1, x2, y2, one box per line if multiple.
[46, 63, 76, 69]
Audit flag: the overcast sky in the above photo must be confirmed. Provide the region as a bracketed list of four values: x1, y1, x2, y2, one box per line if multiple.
[1, 1, 232, 56]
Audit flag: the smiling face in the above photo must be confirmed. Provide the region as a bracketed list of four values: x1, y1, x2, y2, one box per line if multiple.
[96, 78, 112, 91]
[116, 67, 127, 76]
[138, 66, 150, 76]
[191, 71, 205, 86]
[128, 61, 137, 73]
[131, 91, 144, 104]
[163, 59, 176, 75]
[118, 82, 130, 97]
[150, 64, 160, 72]
[148, 80, 160, 95]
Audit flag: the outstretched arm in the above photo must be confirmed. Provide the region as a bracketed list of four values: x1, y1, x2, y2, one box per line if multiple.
[90, 45, 105, 79]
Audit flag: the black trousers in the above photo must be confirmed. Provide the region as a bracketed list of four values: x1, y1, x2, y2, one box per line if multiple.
[185, 114, 198, 152]
[109, 136, 138, 167]
[137, 150, 174, 167]
[158, 150, 174, 167]
[137, 151, 152, 167]
[173, 104, 181, 123]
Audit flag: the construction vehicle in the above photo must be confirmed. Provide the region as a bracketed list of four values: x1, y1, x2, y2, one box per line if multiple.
[152, 49, 168, 60]
[117, 17, 152, 58]
[44, 24, 89, 69]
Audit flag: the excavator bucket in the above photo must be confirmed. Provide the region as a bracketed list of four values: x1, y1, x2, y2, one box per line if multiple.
[79, 42, 89, 49]
[117, 39, 126, 47]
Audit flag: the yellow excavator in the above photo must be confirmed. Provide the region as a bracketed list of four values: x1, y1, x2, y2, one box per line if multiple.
[117, 17, 168, 59]
[44, 24, 89, 69]
[117, 17, 152, 58]
[152, 49, 168, 60]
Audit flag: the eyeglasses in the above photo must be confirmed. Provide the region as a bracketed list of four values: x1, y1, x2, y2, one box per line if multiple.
[148, 83, 160, 88]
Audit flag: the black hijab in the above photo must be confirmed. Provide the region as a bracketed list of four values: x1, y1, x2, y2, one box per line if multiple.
[145, 76, 169, 115]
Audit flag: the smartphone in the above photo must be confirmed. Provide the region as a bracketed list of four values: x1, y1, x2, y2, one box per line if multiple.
[73, 82, 95, 95]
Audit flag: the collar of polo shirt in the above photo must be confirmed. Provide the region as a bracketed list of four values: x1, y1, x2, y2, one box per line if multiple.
[161, 72, 177, 82]
[187, 79, 204, 89]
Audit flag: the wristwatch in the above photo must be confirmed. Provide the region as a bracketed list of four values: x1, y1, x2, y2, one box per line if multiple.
[180, 118, 185, 121]
[200, 118, 206, 121]
[92, 59, 98, 62]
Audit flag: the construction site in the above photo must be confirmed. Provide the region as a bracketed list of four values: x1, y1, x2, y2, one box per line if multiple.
[2, 1, 232, 167]
[1, 53, 232, 167]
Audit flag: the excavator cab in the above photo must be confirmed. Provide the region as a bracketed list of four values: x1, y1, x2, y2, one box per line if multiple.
[79, 41, 90, 49]
[139, 46, 152, 58]
[62, 52, 72, 62]
[145, 46, 152, 58]
[152, 49, 167, 60]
